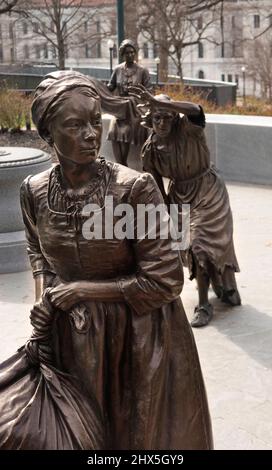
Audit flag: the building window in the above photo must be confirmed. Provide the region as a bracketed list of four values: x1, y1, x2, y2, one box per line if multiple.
[231, 41, 236, 58]
[143, 43, 149, 59]
[197, 16, 203, 30]
[221, 74, 225, 81]
[44, 44, 48, 59]
[96, 20, 101, 33]
[254, 15, 260, 28]
[0, 45, 3, 62]
[35, 45, 40, 59]
[84, 21, 88, 33]
[227, 74, 232, 82]
[33, 23, 39, 34]
[23, 22, 28, 35]
[231, 16, 235, 28]
[10, 47, 15, 61]
[9, 23, 13, 40]
[198, 70, 205, 79]
[51, 46, 56, 59]
[235, 74, 239, 89]
[198, 42, 204, 58]
[97, 40, 101, 58]
[24, 44, 29, 59]
[153, 43, 159, 58]
[85, 44, 90, 58]
[85, 42, 101, 59]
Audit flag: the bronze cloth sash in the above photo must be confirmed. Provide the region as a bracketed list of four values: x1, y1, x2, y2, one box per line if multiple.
[172, 166, 212, 188]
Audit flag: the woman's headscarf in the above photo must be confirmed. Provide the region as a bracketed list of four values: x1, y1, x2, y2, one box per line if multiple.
[31, 70, 136, 141]
[119, 39, 138, 58]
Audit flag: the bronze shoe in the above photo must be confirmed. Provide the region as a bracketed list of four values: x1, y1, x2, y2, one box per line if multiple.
[191, 303, 213, 328]
[220, 289, 241, 306]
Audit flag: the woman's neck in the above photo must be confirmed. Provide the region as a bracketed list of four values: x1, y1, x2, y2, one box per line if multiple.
[154, 134, 170, 147]
[58, 159, 100, 189]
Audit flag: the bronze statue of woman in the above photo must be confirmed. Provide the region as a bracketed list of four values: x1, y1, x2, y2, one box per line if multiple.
[0, 71, 213, 449]
[107, 39, 152, 167]
[129, 84, 241, 328]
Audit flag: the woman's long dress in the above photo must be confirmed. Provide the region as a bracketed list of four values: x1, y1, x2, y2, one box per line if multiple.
[107, 62, 152, 146]
[142, 111, 240, 288]
[20, 158, 213, 450]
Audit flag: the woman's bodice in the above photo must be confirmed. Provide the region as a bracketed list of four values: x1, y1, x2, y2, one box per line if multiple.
[142, 114, 210, 181]
[22, 160, 139, 282]
[109, 62, 152, 97]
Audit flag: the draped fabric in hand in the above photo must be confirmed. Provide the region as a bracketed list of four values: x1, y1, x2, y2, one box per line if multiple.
[0, 296, 104, 450]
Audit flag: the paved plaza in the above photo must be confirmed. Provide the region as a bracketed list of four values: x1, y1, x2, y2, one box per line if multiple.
[0, 181, 272, 450]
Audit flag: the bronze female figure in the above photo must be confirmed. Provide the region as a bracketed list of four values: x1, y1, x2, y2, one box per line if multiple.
[129, 85, 241, 328]
[107, 39, 152, 167]
[0, 71, 213, 449]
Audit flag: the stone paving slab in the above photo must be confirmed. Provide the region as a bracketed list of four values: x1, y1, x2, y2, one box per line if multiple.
[0, 182, 272, 450]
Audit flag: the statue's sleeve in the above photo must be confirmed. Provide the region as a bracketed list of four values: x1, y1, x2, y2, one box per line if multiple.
[117, 173, 184, 315]
[20, 177, 54, 277]
[186, 105, 206, 128]
[88, 76, 134, 121]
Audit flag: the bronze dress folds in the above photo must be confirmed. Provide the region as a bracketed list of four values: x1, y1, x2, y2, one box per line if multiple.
[142, 110, 240, 285]
[20, 158, 213, 450]
[107, 63, 152, 146]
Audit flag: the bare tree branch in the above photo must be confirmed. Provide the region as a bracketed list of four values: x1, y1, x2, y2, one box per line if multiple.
[136, 0, 223, 81]
[16, 0, 108, 69]
[0, 0, 19, 15]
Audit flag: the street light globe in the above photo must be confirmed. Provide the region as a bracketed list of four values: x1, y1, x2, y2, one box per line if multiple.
[155, 57, 160, 64]
[107, 39, 114, 49]
[241, 66, 246, 72]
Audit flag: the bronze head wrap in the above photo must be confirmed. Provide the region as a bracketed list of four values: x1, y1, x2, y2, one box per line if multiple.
[119, 39, 138, 57]
[31, 70, 134, 141]
[31, 70, 101, 140]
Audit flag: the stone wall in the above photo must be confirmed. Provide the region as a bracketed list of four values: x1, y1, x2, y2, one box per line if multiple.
[101, 114, 272, 186]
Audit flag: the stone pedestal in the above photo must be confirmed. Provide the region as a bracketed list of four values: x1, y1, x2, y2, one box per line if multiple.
[0, 147, 51, 273]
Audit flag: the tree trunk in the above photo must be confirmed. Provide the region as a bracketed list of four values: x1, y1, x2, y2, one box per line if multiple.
[54, 3, 65, 70]
[158, 21, 168, 82]
[159, 49, 168, 82]
[57, 34, 65, 69]
[58, 48, 65, 70]
[176, 50, 183, 82]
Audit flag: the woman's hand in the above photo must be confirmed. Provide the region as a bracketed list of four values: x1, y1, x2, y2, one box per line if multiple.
[128, 84, 156, 108]
[48, 282, 84, 311]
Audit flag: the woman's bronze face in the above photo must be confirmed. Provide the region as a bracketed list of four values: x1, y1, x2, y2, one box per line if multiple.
[50, 91, 102, 165]
[123, 46, 136, 65]
[152, 109, 176, 138]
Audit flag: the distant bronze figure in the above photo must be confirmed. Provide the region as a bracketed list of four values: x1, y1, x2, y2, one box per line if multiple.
[129, 85, 241, 328]
[0, 72, 213, 449]
[107, 39, 152, 167]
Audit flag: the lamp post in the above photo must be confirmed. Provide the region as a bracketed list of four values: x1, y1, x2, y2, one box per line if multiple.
[155, 56, 160, 88]
[107, 39, 114, 77]
[241, 66, 246, 106]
